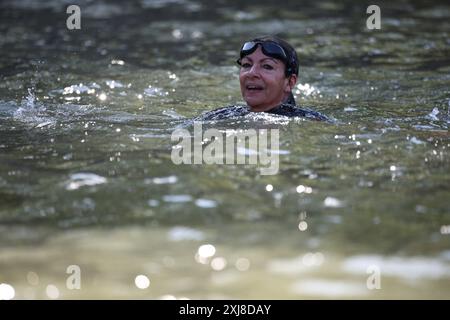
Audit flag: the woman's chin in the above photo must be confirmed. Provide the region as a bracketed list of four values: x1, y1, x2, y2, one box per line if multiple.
[245, 99, 265, 112]
[248, 105, 272, 112]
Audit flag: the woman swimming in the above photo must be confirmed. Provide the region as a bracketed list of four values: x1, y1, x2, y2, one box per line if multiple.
[197, 35, 329, 122]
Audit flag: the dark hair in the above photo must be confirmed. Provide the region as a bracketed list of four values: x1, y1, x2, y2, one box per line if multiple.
[246, 35, 299, 77]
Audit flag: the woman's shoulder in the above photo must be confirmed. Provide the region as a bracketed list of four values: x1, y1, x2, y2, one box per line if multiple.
[195, 105, 250, 121]
[195, 103, 332, 122]
[269, 103, 332, 122]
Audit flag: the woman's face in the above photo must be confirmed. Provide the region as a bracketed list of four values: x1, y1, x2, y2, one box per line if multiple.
[239, 46, 293, 112]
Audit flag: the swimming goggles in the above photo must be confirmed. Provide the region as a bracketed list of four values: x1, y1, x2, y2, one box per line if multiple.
[237, 41, 296, 75]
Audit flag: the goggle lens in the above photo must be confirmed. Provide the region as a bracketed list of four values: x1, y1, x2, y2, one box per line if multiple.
[238, 40, 297, 76]
[240, 41, 287, 62]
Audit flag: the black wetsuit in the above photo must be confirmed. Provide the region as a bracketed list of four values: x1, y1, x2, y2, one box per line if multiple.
[196, 103, 330, 122]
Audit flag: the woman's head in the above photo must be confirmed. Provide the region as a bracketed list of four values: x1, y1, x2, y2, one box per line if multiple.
[237, 35, 299, 112]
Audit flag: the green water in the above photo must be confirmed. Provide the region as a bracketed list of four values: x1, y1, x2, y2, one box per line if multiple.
[0, 0, 449, 299]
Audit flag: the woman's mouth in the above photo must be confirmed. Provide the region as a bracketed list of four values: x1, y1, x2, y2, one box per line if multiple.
[246, 84, 264, 91]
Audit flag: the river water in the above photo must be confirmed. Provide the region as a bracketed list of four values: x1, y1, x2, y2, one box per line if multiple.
[0, 0, 449, 299]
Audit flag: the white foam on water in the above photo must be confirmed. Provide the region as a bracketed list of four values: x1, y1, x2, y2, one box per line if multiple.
[13, 89, 56, 127]
[291, 278, 368, 297]
[168, 226, 205, 241]
[162, 194, 193, 203]
[409, 136, 425, 145]
[426, 107, 439, 121]
[342, 255, 450, 280]
[323, 196, 345, 208]
[66, 173, 108, 190]
[195, 199, 217, 208]
[148, 176, 178, 185]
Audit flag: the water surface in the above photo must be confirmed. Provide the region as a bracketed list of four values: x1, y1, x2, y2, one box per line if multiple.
[0, 0, 449, 299]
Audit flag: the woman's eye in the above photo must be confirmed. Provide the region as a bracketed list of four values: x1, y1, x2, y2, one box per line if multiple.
[263, 64, 274, 70]
[241, 63, 252, 68]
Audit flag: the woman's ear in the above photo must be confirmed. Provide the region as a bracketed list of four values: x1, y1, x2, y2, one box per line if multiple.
[288, 74, 297, 90]
[285, 74, 298, 92]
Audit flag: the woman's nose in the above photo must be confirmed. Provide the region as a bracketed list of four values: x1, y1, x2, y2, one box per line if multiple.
[246, 64, 261, 77]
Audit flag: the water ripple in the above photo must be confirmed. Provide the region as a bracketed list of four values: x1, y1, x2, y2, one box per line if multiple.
[65, 173, 107, 191]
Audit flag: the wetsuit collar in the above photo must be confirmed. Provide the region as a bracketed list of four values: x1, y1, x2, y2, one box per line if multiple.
[266, 92, 296, 113]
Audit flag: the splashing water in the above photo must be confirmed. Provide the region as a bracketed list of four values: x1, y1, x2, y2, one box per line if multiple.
[1, 0, 450, 300]
[25, 88, 35, 108]
[13, 88, 54, 127]
[426, 107, 440, 121]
